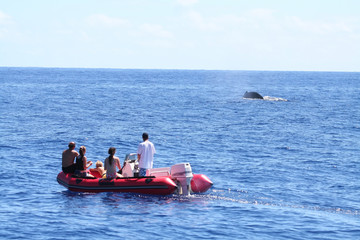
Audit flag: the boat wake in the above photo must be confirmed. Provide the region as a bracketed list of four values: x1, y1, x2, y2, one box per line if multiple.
[63, 186, 359, 217]
[167, 188, 360, 217]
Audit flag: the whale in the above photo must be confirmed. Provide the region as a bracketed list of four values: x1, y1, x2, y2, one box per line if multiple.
[243, 91, 263, 99]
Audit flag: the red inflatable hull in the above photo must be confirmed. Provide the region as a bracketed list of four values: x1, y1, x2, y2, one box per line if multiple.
[191, 174, 213, 193]
[57, 172, 178, 195]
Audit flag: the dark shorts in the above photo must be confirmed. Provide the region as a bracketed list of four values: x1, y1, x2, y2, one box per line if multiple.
[62, 164, 76, 173]
[74, 170, 89, 177]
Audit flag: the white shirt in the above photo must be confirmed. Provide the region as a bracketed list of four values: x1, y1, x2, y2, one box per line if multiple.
[137, 140, 156, 169]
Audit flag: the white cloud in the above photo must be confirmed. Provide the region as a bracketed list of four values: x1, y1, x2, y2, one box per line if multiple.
[185, 11, 220, 31]
[177, 0, 198, 6]
[85, 14, 129, 28]
[0, 10, 12, 24]
[175, 7, 360, 70]
[140, 23, 173, 39]
[0, 10, 14, 39]
[184, 8, 280, 32]
[289, 16, 354, 34]
[183, 8, 357, 37]
[247, 8, 276, 19]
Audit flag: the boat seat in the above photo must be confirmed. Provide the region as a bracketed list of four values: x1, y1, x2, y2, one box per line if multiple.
[146, 167, 171, 177]
[89, 169, 102, 178]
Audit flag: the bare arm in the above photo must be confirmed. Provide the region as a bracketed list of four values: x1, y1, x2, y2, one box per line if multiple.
[104, 158, 108, 170]
[116, 158, 121, 170]
[85, 156, 92, 169]
[83, 156, 88, 169]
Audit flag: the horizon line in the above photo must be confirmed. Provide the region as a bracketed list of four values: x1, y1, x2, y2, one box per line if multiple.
[0, 65, 359, 73]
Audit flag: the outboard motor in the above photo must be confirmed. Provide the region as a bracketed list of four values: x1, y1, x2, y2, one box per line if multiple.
[170, 163, 193, 195]
[122, 153, 138, 177]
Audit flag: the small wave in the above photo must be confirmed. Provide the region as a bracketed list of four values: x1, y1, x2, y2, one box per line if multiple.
[263, 96, 288, 102]
[0, 145, 20, 150]
[276, 146, 292, 150]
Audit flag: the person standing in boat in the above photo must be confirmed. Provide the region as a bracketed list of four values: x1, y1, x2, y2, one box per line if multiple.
[75, 146, 93, 177]
[137, 132, 156, 177]
[104, 147, 122, 179]
[62, 141, 79, 173]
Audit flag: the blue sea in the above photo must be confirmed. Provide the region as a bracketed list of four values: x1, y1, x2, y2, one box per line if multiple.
[0, 67, 359, 239]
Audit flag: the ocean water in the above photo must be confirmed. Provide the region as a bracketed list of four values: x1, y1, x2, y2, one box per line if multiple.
[0, 67, 359, 239]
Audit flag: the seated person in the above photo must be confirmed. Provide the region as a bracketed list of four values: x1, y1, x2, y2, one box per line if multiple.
[90, 161, 107, 178]
[104, 147, 123, 179]
[62, 142, 78, 173]
[74, 146, 94, 177]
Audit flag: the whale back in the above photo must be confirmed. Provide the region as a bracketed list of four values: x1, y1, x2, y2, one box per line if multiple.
[243, 91, 263, 99]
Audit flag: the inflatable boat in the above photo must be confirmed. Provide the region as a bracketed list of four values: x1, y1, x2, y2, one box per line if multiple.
[57, 153, 213, 195]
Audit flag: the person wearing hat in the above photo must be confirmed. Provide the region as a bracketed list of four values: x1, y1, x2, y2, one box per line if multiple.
[62, 141, 79, 173]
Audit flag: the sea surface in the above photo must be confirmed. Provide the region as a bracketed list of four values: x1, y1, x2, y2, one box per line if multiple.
[0, 67, 359, 239]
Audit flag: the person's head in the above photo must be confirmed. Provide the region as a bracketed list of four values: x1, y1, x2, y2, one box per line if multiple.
[79, 146, 86, 156]
[108, 147, 116, 156]
[68, 142, 76, 150]
[142, 132, 149, 141]
[96, 160, 103, 168]
[108, 147, 116, 165]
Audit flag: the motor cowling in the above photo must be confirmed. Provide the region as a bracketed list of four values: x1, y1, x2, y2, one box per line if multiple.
[170, 163, 193, 195]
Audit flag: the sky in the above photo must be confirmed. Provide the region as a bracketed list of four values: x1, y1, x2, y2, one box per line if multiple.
[0, 0, 359, 71]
